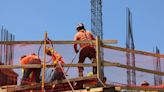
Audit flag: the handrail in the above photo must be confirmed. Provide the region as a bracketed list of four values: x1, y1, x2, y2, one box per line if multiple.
[0, 40, 117, 44]
[102, 44, 164, 58]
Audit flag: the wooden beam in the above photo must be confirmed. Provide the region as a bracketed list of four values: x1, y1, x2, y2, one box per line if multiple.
[115, 85, 164, 91]
[103, 44, 164, 58]
[103, 60, 164, 76]
[42, 32, 47, 91]
[2, 60, 164, 76]
[0, 40, 117, 45]
[47, 75, 97, 86]
[3, 75, 97, 91]
[0, 63, 97, 69]
[96, 36, 104, 83]
[102, 40, 117, 44]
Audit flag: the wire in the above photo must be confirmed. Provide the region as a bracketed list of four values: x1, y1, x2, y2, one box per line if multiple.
[65, 52, 79, 74]
[37, 40, 44, 61]
[37, 37, 54, 63]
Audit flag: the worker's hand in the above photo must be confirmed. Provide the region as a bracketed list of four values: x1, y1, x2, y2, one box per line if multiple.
[75, 49, 79, 53]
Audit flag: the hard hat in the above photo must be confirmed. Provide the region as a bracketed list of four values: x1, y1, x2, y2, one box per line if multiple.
[45, 47, 54, 56]
[141, 81, 149, 86]
[76, 23, 85, 31]
[77, 23, 84, 28]
[87, 72, 93, 76]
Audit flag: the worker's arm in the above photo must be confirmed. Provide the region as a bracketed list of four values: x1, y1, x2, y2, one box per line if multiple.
[74, 35, 79, 53]
[74, 44, 79, 53]
[59, 58, 65, 64]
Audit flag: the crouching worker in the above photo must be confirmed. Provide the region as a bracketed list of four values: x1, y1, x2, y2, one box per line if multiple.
[45, 47, 65, 81]
[20, 53, 41, 85]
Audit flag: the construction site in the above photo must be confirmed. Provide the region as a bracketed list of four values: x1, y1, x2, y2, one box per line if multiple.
[0, 0, 164, 92]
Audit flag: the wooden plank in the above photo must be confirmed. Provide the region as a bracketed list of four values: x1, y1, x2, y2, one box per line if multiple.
[4, 75, 97, 91]
[0, 63, 97, 69]
[103, 60, 164, 76]
[42, 32, 47, 91]
[46, 75, 97, 86]
[102, 40, 117, 44]
[0, 40, 117, 45]
[1, 61, 164, 76]
[115, 85, 164, 91]
[96, 36, 103, 80]
[96, 36, 106, 87]
[103, 44, 164, 58]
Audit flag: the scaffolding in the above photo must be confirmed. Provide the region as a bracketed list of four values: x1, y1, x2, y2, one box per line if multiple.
[0, 32, 164, 92]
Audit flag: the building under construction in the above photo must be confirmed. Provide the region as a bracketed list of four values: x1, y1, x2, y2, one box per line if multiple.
[0, 0, 164, 92]
[0, 32, 164, 92]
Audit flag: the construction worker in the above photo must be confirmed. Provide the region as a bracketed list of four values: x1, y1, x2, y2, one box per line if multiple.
[45, 47, 65, 81]
[74, 23, 96, 77]
[141, 80, 149, 86]
[20, 53, 41, 85]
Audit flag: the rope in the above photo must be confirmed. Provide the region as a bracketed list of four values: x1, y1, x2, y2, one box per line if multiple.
[65, 52, 79, 74]
[59, 63, 75, 92]
[37, 40, 44, 61]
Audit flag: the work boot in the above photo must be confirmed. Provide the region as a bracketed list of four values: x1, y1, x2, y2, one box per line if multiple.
[78, 63, 84, 77]
[92, 58, 97, 74]
[78, 68, 84, 77]
[79, 70, 83, 77]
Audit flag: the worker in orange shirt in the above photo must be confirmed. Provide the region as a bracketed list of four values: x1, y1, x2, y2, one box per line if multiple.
[20, 53, 41, 85]
[74, 23, 96, 77]
[45, 47, 65, 81]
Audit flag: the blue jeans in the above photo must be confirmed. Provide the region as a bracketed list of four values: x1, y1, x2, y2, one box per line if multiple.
[51, 70, 65, 81]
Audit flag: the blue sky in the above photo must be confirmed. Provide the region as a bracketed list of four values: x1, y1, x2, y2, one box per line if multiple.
[0, 0, 164, 53]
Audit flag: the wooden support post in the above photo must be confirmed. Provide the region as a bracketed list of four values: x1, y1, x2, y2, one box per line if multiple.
[42, 32, 47, 92]
[96, 36, 103, 84]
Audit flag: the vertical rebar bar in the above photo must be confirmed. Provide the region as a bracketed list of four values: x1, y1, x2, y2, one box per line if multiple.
[5, 30, 8, 65]
[9, 34, 12, 65]
[12, 35, 15, 64]
[4, 29, 6, 64]
[130, 14, 136, 85]
[0, 27, 3, 63]
[1, 27, 4, 63]
[126, 8, 136, 85]
[156, 47, 162, 85]
[91, 0, 104, 80]
[126, 8, 131, 85]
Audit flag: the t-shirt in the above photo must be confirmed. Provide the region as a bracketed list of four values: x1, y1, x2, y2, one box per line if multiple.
[20, 54, 39, 64]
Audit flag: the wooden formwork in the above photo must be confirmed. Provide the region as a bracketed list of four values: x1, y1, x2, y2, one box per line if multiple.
[0, 33, 117, 91]
[1, 33, 164, 91]
[0, 62, 18, 86]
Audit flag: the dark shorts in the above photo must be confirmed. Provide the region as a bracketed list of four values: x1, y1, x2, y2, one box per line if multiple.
[78, 46, 97, 74]
[78, 46, 96, 63]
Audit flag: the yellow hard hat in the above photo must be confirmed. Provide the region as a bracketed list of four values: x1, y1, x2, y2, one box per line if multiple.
[45, 47, 54, 56]
[87, 72, 93, 76]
